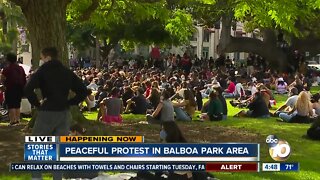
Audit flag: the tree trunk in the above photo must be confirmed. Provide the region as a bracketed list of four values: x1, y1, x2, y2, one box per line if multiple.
[291, 36, 320, 57]
[13, 0, 87, 123]
[217, 14, 288, 71]
[19, 0, 69, 68]
[95, 37, 100, 68]
[100, 42, 116, 68]
[11, 38, 17, 53]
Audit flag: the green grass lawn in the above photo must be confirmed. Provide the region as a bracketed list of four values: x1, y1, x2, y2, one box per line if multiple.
[83, 87, 320, 180]
[85, 87, 320, 180]
[2, 87, 320, 180]
[197, 88, 320, 180]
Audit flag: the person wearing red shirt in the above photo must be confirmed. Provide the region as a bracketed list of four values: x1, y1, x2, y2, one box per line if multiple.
[223, 78, 236, 98]
[1, 53, 26, 125]
[144, 81, 152, 98]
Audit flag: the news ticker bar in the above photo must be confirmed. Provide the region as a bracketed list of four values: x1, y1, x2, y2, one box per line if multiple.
[262, 163, 299, 172]
[11, 162, 299, 172]
[25, 136, 144, 143]
[10, 162, 259, 172]
[24, 143, 259, 162]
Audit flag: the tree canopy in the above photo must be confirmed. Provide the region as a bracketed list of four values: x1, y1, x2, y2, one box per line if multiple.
[66, 0, 194, 58]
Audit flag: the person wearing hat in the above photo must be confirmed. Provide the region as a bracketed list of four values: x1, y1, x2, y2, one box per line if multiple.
[125, 87, 150, 114]
[275, 77, 288, 94]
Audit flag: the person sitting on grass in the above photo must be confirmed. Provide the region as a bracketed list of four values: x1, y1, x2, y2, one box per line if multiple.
[230, 83, 272, 109]
[146, 88, 161, 110]
[125, 87, 150, 114]
[234, 91, 270, 118]
[288, 74, 304, 93]
[257, 83, 274, 108]
[200, 90, 223, 121]
[194, 86, 203, 111]
[99, 87, 123, 124]
[275, 77, 288, 94]
[161, 121, 215, 179]
[122, 86, 134, 107]
[279, 91, 314, 123]
[307, 116, 320, 140]
[311, 93, 320, 117]
[136, 121, 214, 180]
[222, 77, 236, 98]
[172, 89, 196, 121]
[146, 89, 174, 124]
[213, 85, 228, 120]
[247, 81, 258, 97]
[274, 87, 299, 117]
[82, 88, 95, 112]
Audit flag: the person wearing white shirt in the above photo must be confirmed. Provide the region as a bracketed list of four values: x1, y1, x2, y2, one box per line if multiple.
[248, 82, 258, 96]
[129, 59, 135, 69]
[234, 82, 245, 99]
[276, 87, 299, 120]
[87, 79, 98, 91]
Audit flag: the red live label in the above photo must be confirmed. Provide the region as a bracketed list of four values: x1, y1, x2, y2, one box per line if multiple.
[206, 162, 258, 172]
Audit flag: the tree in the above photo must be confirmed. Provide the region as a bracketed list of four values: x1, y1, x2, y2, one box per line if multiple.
[9, 0, 73, 67]
[189, 0, 320, 71]
[0, 0, 25, 53]
[67, 0, 194, 67]
[7, 0, 193, 122]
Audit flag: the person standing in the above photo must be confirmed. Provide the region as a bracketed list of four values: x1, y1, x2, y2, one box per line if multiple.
[24, 47, 87, 179]
[1, 53, 26, 125]
[25, 47, 87, 134]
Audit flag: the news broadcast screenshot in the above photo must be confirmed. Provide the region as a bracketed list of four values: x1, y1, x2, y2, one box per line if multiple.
[1, 0, 320, 180]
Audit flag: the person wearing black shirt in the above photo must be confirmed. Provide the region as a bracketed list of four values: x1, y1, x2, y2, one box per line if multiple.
[215, 55, 225, 69]
[24, 47, 87, 180]
[125, 88, 149, 114]
[234, 91, 270, 118]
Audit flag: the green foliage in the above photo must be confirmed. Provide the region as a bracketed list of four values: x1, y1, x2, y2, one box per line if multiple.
[191, 0, 320, 38]
[66, 23, 95, 51]
[0, 42, 11, 53]
[120, 40, 135, 52]
[0, 0, 25, 26]
[66, 0, 194, 51]
[234, 0, 312, 36]
[165, 9, 194, 43]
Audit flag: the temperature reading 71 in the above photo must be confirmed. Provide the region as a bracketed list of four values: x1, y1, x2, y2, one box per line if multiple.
[285, 164, 294, 170]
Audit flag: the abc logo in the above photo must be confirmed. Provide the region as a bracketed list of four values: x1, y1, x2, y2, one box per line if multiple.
[266, 135, 291, 161]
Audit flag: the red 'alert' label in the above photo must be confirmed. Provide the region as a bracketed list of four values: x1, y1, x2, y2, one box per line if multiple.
[206, 162, 258, 172]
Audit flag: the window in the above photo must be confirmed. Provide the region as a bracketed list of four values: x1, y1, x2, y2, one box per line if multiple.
[202, 47, 209, 59]
[190, 32, 197, 41]
[203, 30, 210, 42]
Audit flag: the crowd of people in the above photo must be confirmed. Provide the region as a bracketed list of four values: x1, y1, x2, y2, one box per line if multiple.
[66, 53, 318, 124]
[0, 47, 320, 179]
[2, 49, 320, 126]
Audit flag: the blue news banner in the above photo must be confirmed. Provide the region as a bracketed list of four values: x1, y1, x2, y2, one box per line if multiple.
[24, 144, 57, 161]
[58, 143, 259, 162]
[280, 163, 299, 171]
[15, 143, 260, 171]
